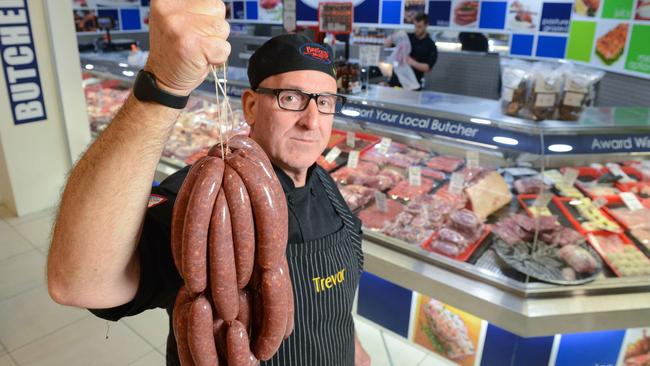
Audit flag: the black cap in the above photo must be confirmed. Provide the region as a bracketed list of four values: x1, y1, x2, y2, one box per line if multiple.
[247, 34, 336, 90]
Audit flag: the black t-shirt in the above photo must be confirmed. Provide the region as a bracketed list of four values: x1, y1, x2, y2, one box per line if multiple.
[88, 163, 350, 364]
[389, 32, 438, 88]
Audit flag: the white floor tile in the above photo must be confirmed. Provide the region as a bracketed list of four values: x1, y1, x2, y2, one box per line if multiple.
[0, 285, 88, 351]
[128, 350, 166, 366]
[384, 331, 428, 366]
[11, 316, 153, 366]
[0, 354, 17, 366]
[0, 220, 33, 261]
[353, 317, 391, 366]
[0, 250, 46, 302]
[13, 215, 55, 249]
[123, 308, 169, 349]
[0, 206, 56, 227]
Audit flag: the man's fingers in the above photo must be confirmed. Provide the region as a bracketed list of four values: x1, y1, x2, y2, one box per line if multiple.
[201, 37, 232, 66]
[192, 13, 230, 39]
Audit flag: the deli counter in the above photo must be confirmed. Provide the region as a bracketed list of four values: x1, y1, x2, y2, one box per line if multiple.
[79, 53, 650, 345]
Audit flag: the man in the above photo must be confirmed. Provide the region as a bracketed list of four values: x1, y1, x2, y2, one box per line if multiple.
[385, 12, 438, 89]
[46, 1, 370, 365]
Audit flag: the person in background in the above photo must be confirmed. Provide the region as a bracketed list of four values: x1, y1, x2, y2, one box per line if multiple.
[459, 32, 489, 52]
[384, 12, 438, 90]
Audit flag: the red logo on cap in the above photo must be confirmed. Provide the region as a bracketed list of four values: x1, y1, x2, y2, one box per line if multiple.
[300, 44, 331, 63]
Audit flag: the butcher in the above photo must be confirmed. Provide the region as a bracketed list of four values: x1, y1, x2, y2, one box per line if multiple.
[46, 0, 370, 365]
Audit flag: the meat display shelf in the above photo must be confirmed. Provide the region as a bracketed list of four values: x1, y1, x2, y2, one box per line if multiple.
[81, 54, 650, 338]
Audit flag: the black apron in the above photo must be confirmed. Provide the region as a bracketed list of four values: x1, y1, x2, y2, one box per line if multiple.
[261, 168, 363, 366]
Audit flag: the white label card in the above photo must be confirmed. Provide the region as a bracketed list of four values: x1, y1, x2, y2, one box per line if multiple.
[563, 168, 579, 187]
[347, 151, 360, 168]
[620, 192, 644, 211]
[449, 173, 465, 195]
[377, 137, 392, 154]
[374, 191, 388, 212]
[466, 151, 479, 169]
[408, 166, 422, 186]
[324, 147, 341, 164]
[503, 88, 514, 102]
[533, 191, 553, 208]
[346, 131, 356, 148]
[535, 93, 556, 108]
[563, 92, 585, 107]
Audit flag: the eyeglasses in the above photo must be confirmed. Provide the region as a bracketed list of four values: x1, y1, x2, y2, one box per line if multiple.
[255, 87, 347, 115]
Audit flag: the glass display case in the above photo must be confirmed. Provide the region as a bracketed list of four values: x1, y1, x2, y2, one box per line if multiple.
[79, 52, 650, 338]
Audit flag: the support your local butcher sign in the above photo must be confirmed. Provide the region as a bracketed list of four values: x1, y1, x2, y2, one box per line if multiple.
[0, 1, 47, 125]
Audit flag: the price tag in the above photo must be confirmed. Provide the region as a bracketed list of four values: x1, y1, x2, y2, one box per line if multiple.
[449, 173, 465, 195]
[593, 196, 608, 208]
[607, 163, 632, 182]
[324, 147, 341, 164]
[562, 168, 579, 187]
[466, 151, 479, 169]
[620, 192, 644, 211]
[374, 191, 388, 212]
[642, 161, 650, 169]
[347, 150, 360, 168]
[533, 191, 553, 208]
[359, 45, 381, 66]
[346, 131, 356, 148]
[377, 137, 392, 154]
[408, 166, 422, 186]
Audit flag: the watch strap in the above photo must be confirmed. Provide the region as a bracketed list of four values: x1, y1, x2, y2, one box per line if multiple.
[133, 70, 189, 109]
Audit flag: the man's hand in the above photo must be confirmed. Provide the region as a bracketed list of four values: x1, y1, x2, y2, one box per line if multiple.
[355, 334, 371, 366]
[145, 0, 231, 96]
[406, 56, 431, 73]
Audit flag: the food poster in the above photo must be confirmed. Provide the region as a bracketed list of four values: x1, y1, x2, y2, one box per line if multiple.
[573, 0, 602, 17]
[601, 0, 635, 19]
[404, 0, 427, 23]
[591, 20, 632, 69]
[507, 0, 542, 31]
[616, 327, 650, 366]
[72, 0, 141, 7]
[624, 24, 650, 75]
[259, 0, 283, 22]
[410, 294, 484, 366]
[140, 6, 149, 29]
[74, 9, 99, 32]
[637, 0, 650, 19]
[451, 0, 481, 27]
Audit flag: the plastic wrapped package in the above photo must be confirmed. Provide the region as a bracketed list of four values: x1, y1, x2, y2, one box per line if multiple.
[500, 58, 533, 118]
[558, 67, 604, 121]
[526, 62, 563, 121]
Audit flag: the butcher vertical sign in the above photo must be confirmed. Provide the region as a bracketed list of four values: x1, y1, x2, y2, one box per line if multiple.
[0, 1, 47, 125]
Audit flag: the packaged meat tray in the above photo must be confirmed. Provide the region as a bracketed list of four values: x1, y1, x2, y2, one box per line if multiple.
[425, 155, 464, 173]
[423, 224, 491, 261]
[332, 131, 380, 154]
[553, 196, 622, 234]
[492, 213, 602, 285]
[616, 181, 650, 197]
[327, 130, 346, 148]
[587, 232, 650, 277]
[331, 163, 405, 191]
[361, 145, 431, 169]
[513, 176, 550, 195]
[629, 228, 650, 257]
[388, 178, 435, 202]
[339, 184, 377, 212]
[358, 199, 404, 230]
[606, 206, 650, 230]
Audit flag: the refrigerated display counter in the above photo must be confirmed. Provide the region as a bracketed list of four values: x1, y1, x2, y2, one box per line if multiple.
[79, 54, 650, 341]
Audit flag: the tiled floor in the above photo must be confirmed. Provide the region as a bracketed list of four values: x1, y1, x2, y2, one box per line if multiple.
[0, 206, 452, 366]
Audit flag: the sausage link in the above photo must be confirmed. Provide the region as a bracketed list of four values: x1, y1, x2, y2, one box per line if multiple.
[281, 258, 295, 338]
[172, 156, 211, 274]
[213, 318, 228, 365]
[254, 267, 289, 361]
[237, 289, 253, 331]
[172, 287, 195, 366]
[227, 320, 259, 366]
[222, 165, 255, 289]
[208, 135, 270, 164]
[209, 189, 239, 321]
[181, 157, 225, 294]
[226, 150, 288, 269]
[188, 295, 219, 366]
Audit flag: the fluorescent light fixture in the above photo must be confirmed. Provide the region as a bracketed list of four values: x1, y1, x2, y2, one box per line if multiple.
[118, 62, 129, 68]
[122, 70, 135, 77]
[84, 64, 94, 70]
[341, 109, 360, 117]
[492, 136, 519, 146]
[470, 118, 491, 125]
[548, 144, 573, 153]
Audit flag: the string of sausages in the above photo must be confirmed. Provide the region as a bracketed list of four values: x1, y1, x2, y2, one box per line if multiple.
[171, 134, 294, 366]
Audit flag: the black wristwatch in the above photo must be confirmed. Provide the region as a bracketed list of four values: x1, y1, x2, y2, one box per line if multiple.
[133, 70, 190, 109]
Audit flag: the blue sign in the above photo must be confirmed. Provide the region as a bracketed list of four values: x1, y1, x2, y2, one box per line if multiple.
[554, 330, 625, 366]
[341, 102, 543, 153]
[0, 1, 48, 125]
[545, 133, 650, 154]
[539, 3, 572, 33]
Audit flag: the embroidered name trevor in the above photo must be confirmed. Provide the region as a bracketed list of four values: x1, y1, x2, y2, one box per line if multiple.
[312, 268, 346, 293]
